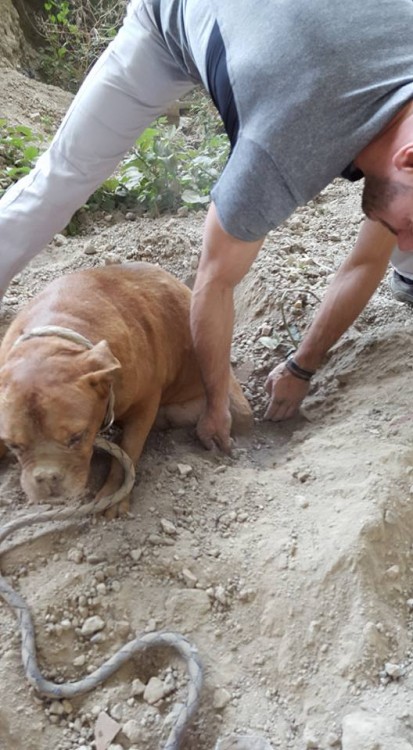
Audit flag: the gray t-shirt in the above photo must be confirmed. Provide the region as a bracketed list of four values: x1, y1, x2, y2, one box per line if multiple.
[158, 0, 413, 241]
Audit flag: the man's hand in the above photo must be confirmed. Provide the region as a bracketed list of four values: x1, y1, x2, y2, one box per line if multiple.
[196, 404, 233, 453]
[191, 203, 264, 452]
[264, 362, 310, 421]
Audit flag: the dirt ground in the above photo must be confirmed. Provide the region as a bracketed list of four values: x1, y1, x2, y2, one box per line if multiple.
[2, 68, 413, 750]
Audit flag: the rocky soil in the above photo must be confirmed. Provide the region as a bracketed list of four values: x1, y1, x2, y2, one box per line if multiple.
[2, 64, 413, 750]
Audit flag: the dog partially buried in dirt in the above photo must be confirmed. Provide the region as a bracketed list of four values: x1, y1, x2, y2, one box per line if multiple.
[0, 262, 252, 516]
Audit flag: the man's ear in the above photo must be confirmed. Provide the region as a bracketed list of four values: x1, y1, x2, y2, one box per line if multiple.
[393, 143, 413, 172]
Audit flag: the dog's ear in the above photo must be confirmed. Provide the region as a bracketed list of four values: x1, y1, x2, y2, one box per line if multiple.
[80, 340, 121, 390]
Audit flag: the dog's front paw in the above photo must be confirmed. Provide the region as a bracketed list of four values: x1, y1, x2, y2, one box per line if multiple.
[104, 494, 131, 520]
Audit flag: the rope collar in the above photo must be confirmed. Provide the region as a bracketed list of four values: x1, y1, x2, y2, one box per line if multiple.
[12, 325, 115, 431]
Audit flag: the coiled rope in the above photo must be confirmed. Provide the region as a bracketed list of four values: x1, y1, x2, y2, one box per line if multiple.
[0, 436, 203, 750]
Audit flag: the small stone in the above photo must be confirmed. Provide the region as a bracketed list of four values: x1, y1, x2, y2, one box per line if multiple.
[130, 548, 143, 562]
[53, 233, 66, 246]
[49, 700, 64, 715]
[122, 719, 142, 744]
[214, 585, 228, 605]
[386, 565, 400, 580]
[326, 733, 341, 747]
[94, 711, 121, 750]
[160, 518, 178, 535]
[74, 655, 86, 667]
[182, 568, 198, 586]
[131, 678, 146, 697]
[143, 676, 166, 704]
[67, 548, 83, 564]
[83, 241, 97, 255]
[295, 494, 309, 508]
[213, 687, 231, 710]
[62, 699, 73, 714]
[385, 662, 404, 679]
[125, 212, 135, 220]
[110, 704, 123, 722]
[81, 616, 105, 637]
[177, 463, 192, 477]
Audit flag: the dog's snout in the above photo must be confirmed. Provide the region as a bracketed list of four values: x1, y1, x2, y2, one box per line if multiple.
[32, 465, 64, 488]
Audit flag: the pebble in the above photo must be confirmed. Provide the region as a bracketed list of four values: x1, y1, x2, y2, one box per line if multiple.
[213, 688, 231, 710]
[143, 676, 166, 704]
[83, 241, 97, 255]
[177, 463, 193, 477]
[131, 678, 146, 696]
[295, 494, 309, 508]
[160, 518, 178, 535]
[53, 233, 66, 246]
[109, 704, 123, 721]
[122, 719, 142, 743]
[326, 733, 341, 747]
[81, 616, 105, 637]
[74, 655, 86, 667]
[67, 548, 84, 564]
[49, 700, 65, 716]
[385, 565, 400, 580]
[385, 662, 404, 679]
[214, 585, 228, 605]
[130, 548, 143, 562]
[182, 567, 198, 586]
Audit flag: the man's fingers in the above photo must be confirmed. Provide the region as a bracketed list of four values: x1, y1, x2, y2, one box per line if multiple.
[265, 397, 298, 422]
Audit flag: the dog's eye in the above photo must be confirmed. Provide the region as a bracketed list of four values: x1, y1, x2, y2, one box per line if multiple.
[67, 432, 85, 448]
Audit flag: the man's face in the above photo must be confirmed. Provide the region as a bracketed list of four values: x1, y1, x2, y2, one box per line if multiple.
[362, 175, 413, 251]
[371, 195, 413, 251]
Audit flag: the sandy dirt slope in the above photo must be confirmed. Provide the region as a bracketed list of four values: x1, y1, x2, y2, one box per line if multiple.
[2, 72, 413, 750]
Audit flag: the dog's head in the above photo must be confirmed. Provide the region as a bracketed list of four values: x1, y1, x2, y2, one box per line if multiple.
[0, 339, 120, 504]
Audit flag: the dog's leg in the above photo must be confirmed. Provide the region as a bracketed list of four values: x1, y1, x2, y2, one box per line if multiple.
[101, 395, 161, 520]
[155, 396, 206, 429]
[229, 371, 254, 434]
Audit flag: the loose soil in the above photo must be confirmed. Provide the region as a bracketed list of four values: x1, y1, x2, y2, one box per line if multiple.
[2, 68, 413, 750]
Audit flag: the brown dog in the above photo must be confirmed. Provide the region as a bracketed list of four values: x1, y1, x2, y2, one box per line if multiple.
[0, 262, 252, 515]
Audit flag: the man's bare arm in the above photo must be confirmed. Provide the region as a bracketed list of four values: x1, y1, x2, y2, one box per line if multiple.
[265, 218, 395, 420]
[191, 202, 264, 450]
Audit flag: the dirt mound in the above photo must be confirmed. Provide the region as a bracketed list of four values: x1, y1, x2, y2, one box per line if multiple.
[2, 63, 413, 750]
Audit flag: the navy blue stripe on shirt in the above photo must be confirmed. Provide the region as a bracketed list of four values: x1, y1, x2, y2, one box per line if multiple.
[206, 21, 239, 149]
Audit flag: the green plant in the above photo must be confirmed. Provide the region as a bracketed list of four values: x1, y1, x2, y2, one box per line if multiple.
[0, 120, 42, 195]
[0, 101, 229, 221]
[37, 0, 126, 91]
[113, 118, 229, 215]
